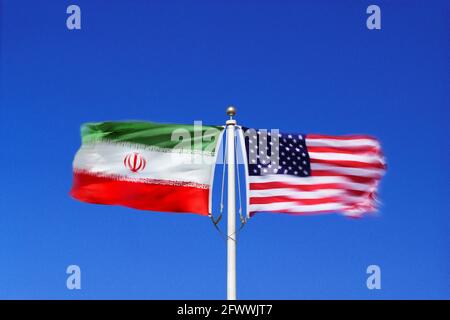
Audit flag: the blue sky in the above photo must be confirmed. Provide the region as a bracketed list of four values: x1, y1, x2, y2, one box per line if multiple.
[1, 0, 449, 299]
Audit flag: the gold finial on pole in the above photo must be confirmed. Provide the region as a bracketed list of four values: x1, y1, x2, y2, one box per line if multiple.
[226, 106, 236, 119]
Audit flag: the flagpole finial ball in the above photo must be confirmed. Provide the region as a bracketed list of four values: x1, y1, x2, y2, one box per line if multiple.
[226, 106, 236, 117]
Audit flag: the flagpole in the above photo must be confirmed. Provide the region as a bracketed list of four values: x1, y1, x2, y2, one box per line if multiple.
[226, 106, 237, 300]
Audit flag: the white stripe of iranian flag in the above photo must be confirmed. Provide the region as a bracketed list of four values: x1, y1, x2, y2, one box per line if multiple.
[73, 141, 215, 185]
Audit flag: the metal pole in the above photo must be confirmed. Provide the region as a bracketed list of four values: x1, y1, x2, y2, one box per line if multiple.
[226, 106, 237, 300]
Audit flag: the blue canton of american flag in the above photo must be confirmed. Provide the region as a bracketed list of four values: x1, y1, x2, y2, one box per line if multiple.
[241, 128, 386, 218]
[244, 129, 311, 177]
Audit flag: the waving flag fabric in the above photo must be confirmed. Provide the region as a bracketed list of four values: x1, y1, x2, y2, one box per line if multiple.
[70, 121, 223, 215]
[240, 129, 386, 217]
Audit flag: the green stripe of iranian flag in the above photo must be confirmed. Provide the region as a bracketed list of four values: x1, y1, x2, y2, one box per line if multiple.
[70, 121, 224, 215]
[80, 121, 222, 150]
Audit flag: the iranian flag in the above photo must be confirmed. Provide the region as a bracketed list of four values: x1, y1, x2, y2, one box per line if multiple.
[70, 121, 224, 215]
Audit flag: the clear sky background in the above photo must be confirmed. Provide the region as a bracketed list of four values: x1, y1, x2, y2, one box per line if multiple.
[1, 0, 449, 299]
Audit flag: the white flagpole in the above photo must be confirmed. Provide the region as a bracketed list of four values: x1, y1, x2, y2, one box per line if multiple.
[226, 106, 237, 300]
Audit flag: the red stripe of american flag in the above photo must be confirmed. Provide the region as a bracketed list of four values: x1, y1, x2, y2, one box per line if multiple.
[248, 134, 386, 217]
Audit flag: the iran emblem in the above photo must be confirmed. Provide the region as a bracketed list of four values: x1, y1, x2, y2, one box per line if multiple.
[123, 152, 147, 173]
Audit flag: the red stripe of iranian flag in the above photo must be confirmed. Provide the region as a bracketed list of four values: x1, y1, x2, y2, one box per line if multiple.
[70, 121, 224, 215]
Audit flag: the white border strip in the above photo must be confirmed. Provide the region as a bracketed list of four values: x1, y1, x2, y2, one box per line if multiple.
[208, 127, 225, 214]
[237, 126, 251, 219]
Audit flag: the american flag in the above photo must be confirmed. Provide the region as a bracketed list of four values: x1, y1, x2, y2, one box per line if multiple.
[241, 128, 386, 217]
